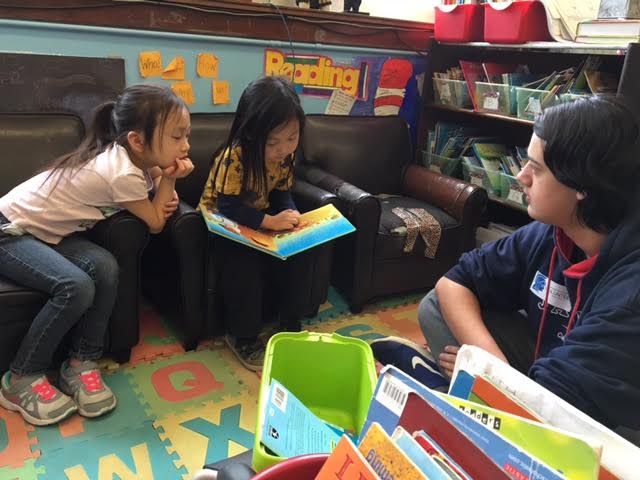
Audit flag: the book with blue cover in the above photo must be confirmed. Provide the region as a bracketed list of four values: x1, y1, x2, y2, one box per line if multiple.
[201, 203, 355, 260]
[260, 379, 341, 459]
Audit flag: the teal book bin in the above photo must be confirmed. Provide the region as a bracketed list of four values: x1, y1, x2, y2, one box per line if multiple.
[252, 331, 377, 472]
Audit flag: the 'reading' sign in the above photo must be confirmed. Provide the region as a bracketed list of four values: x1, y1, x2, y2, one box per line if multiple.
[264, 48, 369, 99]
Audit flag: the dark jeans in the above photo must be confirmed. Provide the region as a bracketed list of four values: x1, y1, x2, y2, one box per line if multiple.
[418, 288, 535, 375]
[0, 213, 118, 375]
[216, 236, 317, 339]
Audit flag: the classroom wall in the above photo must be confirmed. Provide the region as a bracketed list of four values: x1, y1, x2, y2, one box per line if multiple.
[0, 19, 425, 115]
[254, 0, 438, 22]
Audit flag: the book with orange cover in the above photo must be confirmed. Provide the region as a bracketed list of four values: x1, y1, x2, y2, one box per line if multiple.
[314, 435, 380, 480]
[201, 203, 354, 259]
[470, 374, 541, 422]
[357, 422, 427, 480]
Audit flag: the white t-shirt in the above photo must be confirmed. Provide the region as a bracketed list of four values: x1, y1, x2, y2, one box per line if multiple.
[0, 144, 153, 244]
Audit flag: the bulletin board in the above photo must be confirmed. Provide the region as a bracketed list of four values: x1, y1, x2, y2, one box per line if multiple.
[0, 52, 125, 128]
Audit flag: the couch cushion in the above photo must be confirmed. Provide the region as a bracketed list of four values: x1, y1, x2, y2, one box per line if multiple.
[0, 113, 84, 197]
[180, 113, 235, 208]
[376, 195, 459, 260]
[0, 276, 46, 308]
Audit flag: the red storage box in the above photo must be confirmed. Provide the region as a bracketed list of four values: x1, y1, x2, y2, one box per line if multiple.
[484, 1, 553, 44]
[435, 4, 484, 43]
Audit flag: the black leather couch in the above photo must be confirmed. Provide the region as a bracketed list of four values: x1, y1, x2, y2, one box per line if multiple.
[141, 113, 337, 349]
[0, 113, 149, 372]
[297, 115, 488, 312]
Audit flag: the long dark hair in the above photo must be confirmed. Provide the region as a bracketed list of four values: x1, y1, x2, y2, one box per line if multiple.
[213, 76, 305, 198]
[533, 95, 640, 233]
[44, 84, 186, 178]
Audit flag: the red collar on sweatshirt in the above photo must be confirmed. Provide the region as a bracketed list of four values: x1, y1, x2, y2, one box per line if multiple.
[555, 228, 599, 279]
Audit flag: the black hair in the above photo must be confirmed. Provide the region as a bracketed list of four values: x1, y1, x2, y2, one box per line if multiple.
[533, 95, 640, 233]
[44, 84, 186, 177]
[213, 75, 305, 198]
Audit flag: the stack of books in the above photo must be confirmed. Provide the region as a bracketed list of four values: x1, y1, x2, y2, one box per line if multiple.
[257, 344, 640, 479]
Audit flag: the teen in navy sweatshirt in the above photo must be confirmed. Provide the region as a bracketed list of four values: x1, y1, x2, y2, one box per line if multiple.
[375, 96, 640, 435]
[441, 96, 640, 432]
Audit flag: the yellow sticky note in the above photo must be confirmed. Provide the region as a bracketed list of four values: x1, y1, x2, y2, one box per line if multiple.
[197, 53, 219, 78]
[171, 81, 195, 105]
[161, 57, 185, 80]
[139, 51, 163, 78]
[212, 80, 230, 105]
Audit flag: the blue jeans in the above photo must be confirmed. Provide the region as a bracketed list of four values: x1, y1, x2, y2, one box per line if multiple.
[0, 214, 118, 375]
[418, 288, 534, 375]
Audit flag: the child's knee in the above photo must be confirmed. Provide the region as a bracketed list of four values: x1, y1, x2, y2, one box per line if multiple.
[55, 272, 95, 313]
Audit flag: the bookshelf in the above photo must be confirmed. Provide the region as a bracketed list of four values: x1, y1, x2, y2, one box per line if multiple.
[420, 41, 640, 227]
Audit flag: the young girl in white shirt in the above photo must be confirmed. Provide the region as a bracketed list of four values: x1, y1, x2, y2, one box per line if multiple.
[0, 84, 194, 426]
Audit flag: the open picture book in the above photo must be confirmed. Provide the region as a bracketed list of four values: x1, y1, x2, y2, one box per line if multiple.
[201, 203, 355, 260]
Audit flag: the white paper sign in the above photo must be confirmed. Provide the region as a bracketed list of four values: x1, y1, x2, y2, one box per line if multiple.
[440, 83, 452, 102]
[483, 95, 500, 111]
[470, 173, 484, 187]
[325, 89, 356, 115]
[526, 97, 542, 115]
[507, 188, 524, 204]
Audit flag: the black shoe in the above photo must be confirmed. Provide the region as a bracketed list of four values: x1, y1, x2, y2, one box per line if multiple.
[224, 335, 265, 371]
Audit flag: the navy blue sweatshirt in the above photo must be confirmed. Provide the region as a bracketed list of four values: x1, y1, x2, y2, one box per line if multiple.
[446, 216, 640, 430]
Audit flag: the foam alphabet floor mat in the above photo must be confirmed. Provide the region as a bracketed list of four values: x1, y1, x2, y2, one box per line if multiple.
[0, 288, 424, 480]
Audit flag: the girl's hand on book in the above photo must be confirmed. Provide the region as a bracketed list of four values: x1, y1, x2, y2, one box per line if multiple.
[263, 209, 300, 231]
[439, 345, 460, 378]
[163, 157, 194, 179]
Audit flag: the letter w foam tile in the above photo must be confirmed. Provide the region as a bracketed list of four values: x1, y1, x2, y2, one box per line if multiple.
[0, 408, 39, 469]
[124, 349, 248, 419]
[34, 423, 187, 479]
[33, 369, 157, 455]
[152, 394, 257, 478]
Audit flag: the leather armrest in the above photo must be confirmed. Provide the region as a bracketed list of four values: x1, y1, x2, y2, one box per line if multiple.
[292, 179, 338, 212]
[297, 165, 378, 216]
[403, 164, 487, 251]
[402, 164, 487, 222]
[85, 210, 149, 255]
[156, 200, 208, 251]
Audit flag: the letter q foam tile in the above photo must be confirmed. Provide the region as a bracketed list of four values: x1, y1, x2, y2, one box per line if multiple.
[124, 349, 248, 419]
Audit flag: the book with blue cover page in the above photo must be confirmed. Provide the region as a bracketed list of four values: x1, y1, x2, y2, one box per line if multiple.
[201, 203, 355, 260]
[260, 379, 341, 459]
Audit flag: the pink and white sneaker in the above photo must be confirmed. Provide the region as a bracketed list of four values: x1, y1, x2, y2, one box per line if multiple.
[59, 360, 116, 417]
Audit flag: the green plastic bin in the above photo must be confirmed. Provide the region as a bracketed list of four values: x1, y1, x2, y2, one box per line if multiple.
[252, 332, 377, 472]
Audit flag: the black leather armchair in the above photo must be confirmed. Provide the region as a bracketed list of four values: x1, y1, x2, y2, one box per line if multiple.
[297, 115, 488, 312]
[141, 113, 336, 349]
[0, 113, 148, 371]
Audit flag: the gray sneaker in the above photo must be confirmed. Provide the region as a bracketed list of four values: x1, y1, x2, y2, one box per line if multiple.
[59, 360, 116, 418]
[225, 335, 265, 371]
[0, 371, 77, 426]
